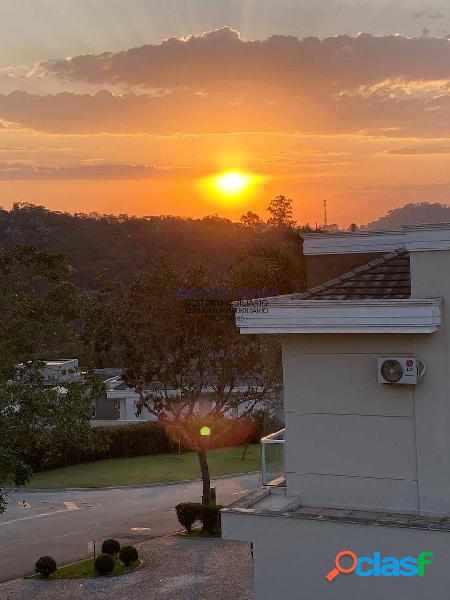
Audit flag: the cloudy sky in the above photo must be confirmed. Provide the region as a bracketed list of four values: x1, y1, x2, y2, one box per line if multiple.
[0, 1, 449, 226]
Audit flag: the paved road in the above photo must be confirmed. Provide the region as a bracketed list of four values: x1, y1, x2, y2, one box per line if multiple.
[0, 474, 258, 583]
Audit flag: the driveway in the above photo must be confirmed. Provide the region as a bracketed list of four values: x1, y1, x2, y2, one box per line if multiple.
[0, 473, 258, 582]
[0, 536, 254, 600]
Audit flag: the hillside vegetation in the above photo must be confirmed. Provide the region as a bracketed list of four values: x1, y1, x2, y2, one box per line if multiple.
[0, 203, 257, 288]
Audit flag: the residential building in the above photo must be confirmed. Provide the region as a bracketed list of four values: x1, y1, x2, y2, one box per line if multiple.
[15, 358, 83, 386]
[92, 375, 280, 425]
[222, 224, 450, 599]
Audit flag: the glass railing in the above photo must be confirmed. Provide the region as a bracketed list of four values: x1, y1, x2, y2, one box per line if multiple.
[261, 428, 285, 486]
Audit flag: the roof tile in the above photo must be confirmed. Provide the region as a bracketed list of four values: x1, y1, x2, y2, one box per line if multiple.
[301, 248, 411, 300]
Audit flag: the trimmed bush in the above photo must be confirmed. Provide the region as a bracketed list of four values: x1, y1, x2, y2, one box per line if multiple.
[175, 502, 202, 533]
[94, 553, 115, 575]
[21, 422, 182, 472]
[35, 556, 57, 578]
[101, 538, 121, 556]
[201, 504, 224, 535]
[119, 545, 139, 566]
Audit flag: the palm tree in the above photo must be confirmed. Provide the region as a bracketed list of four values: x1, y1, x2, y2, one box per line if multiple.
[231, 226, 306, 296]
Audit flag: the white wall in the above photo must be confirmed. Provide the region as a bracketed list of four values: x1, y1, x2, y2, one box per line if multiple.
[411, 251, 450, 515]
[222, 511, 450, 600]
[282, 333, 419, 512]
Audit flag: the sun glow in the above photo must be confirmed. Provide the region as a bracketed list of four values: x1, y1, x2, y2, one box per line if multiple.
[214, 171, 251, 195]
[200, 169, 266, 208]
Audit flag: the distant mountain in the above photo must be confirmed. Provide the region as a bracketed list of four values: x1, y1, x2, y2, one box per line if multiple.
[367, 202, 450, 230]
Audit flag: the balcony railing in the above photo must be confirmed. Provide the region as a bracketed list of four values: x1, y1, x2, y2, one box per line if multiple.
[261, 428, 285, 486]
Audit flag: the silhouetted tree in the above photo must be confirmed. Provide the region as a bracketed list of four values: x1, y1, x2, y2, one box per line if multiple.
[240, 211, 264, 229]
[267, 195, 297, 228]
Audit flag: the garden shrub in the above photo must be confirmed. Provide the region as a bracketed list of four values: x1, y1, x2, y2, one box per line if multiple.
[101, 538, 120, 556]
[119, 545, 139, 566]
[35, 556, 57, 578]
[94, 553, 115, 575]
[175, 502, 202, 532]
[201, 504, 224, 535]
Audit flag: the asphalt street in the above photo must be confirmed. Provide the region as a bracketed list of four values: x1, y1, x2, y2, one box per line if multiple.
[0, 473, 258, 582]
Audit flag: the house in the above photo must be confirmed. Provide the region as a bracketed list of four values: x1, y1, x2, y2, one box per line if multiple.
[15, 358, 83, 385]
[222, 224, 450, 599]
[92, 374, 280, 425]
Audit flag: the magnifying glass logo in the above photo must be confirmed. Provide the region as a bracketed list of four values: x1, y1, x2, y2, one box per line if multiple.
[326, 550, 358, 582]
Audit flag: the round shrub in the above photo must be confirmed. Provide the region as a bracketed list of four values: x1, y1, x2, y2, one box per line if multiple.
[119, 545, 139, 566]
[35, 556, 57, 579]
[94, 553, 115, 575]
[101, 538, 121, 556]
[175, 502, 202, 533]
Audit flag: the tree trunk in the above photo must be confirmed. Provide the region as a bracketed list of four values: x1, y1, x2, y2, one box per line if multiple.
[197, 450, 211, 505]
[241, 443, 248, 461]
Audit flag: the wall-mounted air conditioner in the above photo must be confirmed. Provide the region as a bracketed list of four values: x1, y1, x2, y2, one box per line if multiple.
[377, 358, 425, 385]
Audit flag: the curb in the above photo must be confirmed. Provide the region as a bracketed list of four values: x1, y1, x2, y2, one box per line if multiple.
[7, 471, 260, 494]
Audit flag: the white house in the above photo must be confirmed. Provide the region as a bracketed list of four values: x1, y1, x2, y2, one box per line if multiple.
[15, 358, 83, 385]
[222, 224, 450, 600]
[92, 376, 279, 425]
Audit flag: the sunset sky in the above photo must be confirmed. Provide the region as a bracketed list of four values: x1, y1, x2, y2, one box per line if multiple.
[1, 1, 449, 227]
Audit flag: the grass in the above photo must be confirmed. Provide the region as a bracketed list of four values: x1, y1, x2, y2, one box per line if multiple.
[32, 557, 141, 580]
[26, 444, 259, 489]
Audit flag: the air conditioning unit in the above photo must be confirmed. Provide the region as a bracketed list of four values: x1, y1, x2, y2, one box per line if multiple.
[377, 358, 425, 385]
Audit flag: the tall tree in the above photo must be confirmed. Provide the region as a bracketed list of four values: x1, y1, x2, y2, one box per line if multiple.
[115, 258, 281, 504]
[267, 195, 297, 228]
[0, 246, 99, 512]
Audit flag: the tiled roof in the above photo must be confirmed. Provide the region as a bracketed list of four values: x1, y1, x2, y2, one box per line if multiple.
[301, 249, 411, 300]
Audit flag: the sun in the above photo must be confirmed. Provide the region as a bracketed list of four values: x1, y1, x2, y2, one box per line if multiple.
[214, 171, 251, 195]
[200, 169, 265, 207]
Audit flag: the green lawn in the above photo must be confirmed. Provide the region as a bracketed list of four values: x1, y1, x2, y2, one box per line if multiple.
[33, 557, 141, 579]
[27, 444, 259, 489]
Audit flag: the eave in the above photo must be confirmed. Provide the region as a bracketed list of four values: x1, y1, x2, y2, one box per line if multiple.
[235, 298, 442, 335]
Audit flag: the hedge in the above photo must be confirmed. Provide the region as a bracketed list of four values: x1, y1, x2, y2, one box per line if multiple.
[19, 412, 281, 473]
[21, 422, 183, 472]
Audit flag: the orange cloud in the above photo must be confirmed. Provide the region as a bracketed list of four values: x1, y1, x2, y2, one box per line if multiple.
[0, 31, 447, 138]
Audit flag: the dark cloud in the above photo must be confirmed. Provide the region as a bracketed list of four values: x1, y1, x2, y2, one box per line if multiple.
[0, 161, 170, 180]
[40, 29, 450, 92]
[0, 32, 448, 138]
[0, 85, 448, 138]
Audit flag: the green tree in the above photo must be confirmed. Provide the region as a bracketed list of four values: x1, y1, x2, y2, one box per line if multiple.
[114, 258, 281, 505]
[231, 226, 306, 295]
[0, 246, 99, 512]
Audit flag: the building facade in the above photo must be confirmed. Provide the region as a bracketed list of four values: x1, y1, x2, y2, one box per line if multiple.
[222, 224, 450, 599]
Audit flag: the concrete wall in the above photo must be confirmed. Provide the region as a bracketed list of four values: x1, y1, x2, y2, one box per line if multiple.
[94, 393, 120, 420]
[222, 511, 449, 600]
[411, 251, 450, 515]
[282, 334, 419, 512]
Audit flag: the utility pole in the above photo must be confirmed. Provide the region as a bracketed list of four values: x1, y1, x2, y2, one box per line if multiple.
[323, 199, 328, 228]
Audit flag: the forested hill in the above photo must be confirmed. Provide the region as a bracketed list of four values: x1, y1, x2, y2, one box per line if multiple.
[367, 202, 450, 230]
[0, 203, 258, 288]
